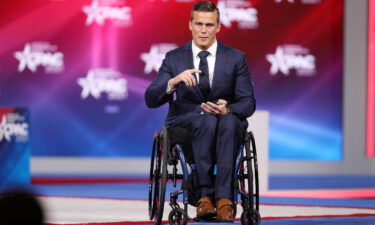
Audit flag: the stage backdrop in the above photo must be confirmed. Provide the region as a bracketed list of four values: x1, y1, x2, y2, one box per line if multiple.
[0, 0, 343, 160]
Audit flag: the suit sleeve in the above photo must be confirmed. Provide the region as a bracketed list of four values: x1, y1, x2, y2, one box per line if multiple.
[228, 54, 256, 119]
[144, 53, 174, 108]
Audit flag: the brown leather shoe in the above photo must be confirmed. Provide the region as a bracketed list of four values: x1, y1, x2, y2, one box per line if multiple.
[196, 196, 216, 220]
[216, 198, 235, 222]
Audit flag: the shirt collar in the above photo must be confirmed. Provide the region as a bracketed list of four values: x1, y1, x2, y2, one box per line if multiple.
[192, 40, 217, 58]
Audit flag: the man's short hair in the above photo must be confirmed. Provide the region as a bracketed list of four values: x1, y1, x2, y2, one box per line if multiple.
[190, 1, 220, 24]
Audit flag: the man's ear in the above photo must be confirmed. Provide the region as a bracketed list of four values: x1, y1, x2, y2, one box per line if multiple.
[189, 21, 192, 31]
[216, 23, 221, 33]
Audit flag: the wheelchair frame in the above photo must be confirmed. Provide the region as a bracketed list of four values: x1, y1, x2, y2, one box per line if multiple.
[148, 126, 261, 225]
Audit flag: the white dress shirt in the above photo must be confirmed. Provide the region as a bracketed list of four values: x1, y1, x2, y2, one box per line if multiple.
[192, 40, 217, 88]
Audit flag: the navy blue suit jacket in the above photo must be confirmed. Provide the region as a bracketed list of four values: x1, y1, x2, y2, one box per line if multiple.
[145, 41, 256, 123]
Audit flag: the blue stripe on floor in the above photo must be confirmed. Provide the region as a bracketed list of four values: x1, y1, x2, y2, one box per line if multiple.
[2, 183, 375, 209]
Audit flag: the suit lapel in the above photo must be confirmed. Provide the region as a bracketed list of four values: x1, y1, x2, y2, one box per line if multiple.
[210, 41, 227, 97]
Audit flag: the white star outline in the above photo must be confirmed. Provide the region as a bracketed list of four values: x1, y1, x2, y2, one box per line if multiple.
[140, 44, 177, 74]
[14, 44, 37, 72]
[140, 46, 164, 74]
[77, 71, 102, 99]
[266, 47, 290, 75]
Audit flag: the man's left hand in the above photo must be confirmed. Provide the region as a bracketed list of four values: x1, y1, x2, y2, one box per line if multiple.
[201, 99, 230, 115]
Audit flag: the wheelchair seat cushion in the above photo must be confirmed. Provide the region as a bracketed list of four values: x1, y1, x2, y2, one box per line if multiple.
[168, 127, 194, 163]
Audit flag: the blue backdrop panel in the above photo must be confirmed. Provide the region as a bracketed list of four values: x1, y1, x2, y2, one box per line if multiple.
[0, 108, 30, 185]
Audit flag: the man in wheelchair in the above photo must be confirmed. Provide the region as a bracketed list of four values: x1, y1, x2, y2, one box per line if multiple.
[145, 1, 256, 222]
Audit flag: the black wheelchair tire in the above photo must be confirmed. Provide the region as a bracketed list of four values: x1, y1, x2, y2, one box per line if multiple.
[240, 131, 260, 214]
[249, 131, 260, 212]
[244, 132, 254, 206]
[148, 131, 161, 220]
[154, 126, 169, 225]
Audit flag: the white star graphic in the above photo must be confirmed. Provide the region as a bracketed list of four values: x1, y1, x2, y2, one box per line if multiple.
[14, 44, 37, 72]
[83, 0, 104, 26]
[140, 46, 164, 74]
[77, 71, 102, 99]
[266, 47, 290, 75]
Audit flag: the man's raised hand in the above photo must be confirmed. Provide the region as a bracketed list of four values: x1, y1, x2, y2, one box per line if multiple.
[168, 69, 201, 89]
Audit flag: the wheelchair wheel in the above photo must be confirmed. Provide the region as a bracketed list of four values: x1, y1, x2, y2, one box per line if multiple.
[156, 126, 169, 224]
[239, 131, 260, 213]
[148, 127, 169, 225]
[241, 209, 261, 225]
[168, 208, 188, 225]
[148, 131, 159, 220]
[249, 131, 260, 212]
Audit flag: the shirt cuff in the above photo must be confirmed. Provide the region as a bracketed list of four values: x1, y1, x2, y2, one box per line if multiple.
[166, 80, 176, 94]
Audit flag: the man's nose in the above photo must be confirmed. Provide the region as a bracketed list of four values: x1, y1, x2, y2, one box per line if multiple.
[200, 25, 207, 33]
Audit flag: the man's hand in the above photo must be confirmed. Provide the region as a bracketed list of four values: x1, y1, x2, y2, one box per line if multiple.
[201, 99, 231, 115]
[168, 69, 201, 89]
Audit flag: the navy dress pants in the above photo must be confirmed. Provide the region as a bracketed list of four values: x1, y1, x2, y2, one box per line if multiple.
[170, 112, 247, 200]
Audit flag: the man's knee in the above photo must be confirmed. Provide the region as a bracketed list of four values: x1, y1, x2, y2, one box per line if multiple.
[192, 114, 217, 134]
[217, 114, 240, 135]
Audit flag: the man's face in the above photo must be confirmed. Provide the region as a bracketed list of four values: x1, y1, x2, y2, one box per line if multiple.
[189, 11, 221, 50]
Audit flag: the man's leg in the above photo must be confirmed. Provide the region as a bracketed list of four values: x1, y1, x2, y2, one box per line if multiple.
[171, 112, 217, 219]
[171, 112, 217, 199]
[215, 114, 243, 200]
[215, 114, 245, 222]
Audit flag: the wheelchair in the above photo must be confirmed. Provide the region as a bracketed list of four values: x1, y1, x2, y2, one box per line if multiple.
[148, 125, 261, 225]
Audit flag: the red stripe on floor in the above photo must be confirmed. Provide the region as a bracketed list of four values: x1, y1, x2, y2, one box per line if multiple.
[262, 213, 375, 220]
[32, 177, 149, 184]
[46, 213, 375, 225]
[261, 189, 375, 199]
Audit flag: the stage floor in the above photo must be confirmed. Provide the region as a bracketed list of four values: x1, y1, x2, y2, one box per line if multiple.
[40, 195, 375, 225]
[1, 175, 375, 225]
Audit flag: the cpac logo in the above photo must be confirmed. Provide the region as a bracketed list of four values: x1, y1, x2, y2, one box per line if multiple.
[217, 0, 258, 30]
[77, 68, 128, 101]
[14, 42, 64, 74]
[83, 0, 132, 26]
[140, 43, 178, 74]
[275, 0, 321, 4]
[0, 116, 29, 143]
[266, 45, 316, 76]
